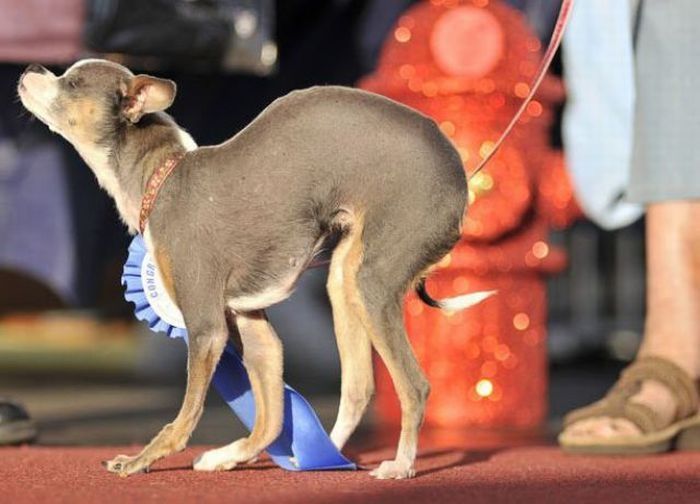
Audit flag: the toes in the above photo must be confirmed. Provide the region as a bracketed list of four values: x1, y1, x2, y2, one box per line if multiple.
[597, 422, 618, 437]
[562, 419, 592, 438]
[563, 417, 642, 441]
[610, 418, 641, 436]
[577, 418, 605, 436]
[369, 460, 415, 480]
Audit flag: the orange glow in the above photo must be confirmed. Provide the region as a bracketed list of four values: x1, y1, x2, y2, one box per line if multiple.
[479, 141, 495, 159]
[439, 121, 456, 136]
[494, 344, 510, 361]
[481, 360, 498, 377]
[513, 312, 530, 330]
[514, 82, 530, 98]
[394, 27, 411, 43]
[477, 78, 496, 93]
[408, 78, 423, 92]
[475, 379, 494, 398]
[527, 100, 543, 117]
[532, 241, 549, 259]
[472, 172, 494, 192]
[422, 81, 439, 97]
[398, 64, 415, 79]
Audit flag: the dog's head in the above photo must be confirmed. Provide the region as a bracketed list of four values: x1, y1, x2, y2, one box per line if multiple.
[18, 59, 177, 148]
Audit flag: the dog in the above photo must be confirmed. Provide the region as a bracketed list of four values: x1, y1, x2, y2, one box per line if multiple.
[18, 59, 494, 479]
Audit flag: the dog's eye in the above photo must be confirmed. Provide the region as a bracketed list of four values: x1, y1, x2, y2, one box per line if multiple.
[66, 78, 83, 90]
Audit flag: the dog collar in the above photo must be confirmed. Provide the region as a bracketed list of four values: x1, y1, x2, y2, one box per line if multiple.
[139, 152, 186, 234]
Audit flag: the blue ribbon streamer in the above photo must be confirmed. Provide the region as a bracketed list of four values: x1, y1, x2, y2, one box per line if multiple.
[122, 234, 355, 471]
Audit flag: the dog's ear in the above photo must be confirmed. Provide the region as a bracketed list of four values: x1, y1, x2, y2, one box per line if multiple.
[121, 75, 176, 123]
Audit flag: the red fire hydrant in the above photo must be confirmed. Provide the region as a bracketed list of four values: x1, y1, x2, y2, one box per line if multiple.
[360, 0, 580, 429]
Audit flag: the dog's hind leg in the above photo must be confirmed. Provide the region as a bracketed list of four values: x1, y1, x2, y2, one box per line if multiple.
[341, 214, 433, 480]
[328, 225, 374, 450]
[104, 284, 228, 477]
[194, 310, 284, 471]
[362, 297, 429, 479]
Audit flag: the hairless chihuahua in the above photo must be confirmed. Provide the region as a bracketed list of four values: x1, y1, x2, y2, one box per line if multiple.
[18, 59, 493, 479]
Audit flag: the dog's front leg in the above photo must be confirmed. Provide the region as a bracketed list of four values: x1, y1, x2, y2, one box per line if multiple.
[104, 315, 228, 477]
[194, 310, 284, 471]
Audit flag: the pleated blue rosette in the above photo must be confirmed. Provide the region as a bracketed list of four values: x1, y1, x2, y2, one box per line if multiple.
[122, 234, 355, 471]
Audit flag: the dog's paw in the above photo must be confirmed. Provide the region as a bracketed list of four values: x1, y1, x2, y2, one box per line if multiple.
[193, 447, 240, 472]
[369, 459, 415, 480]
[193, 439, 258, 472]
[102, 454, 150, 477]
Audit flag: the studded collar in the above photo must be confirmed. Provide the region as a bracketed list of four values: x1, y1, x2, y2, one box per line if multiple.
[138, 152, 186, 234]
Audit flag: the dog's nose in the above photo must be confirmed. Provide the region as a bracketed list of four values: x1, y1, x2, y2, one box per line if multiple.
[18, 64, 49, 92]
[24, 63, 47, 75]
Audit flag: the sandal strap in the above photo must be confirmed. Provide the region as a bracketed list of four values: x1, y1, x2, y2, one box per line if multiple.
[622, 402, 666, 433]
[563, 356, 699, 433]
[563, 396, 663, 434]
[618, 356, 699, 420]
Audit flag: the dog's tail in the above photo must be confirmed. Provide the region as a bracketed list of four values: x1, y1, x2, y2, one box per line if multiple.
[415, 279, 496, 312]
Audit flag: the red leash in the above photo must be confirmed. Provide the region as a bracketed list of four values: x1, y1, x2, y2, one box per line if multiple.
[469, 0, 575, 180]
[308, 1, 575, 271]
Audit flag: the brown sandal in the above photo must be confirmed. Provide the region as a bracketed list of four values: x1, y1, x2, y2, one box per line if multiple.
[558, 356, 700, 454]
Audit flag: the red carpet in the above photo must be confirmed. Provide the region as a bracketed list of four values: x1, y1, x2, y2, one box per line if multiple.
[2, 445, 700, 503]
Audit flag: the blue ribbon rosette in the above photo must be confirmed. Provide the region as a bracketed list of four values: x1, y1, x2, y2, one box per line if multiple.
[122, 234, 355, 471]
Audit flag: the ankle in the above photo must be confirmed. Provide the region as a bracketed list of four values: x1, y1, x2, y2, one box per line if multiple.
[637, 336, 700, 379]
